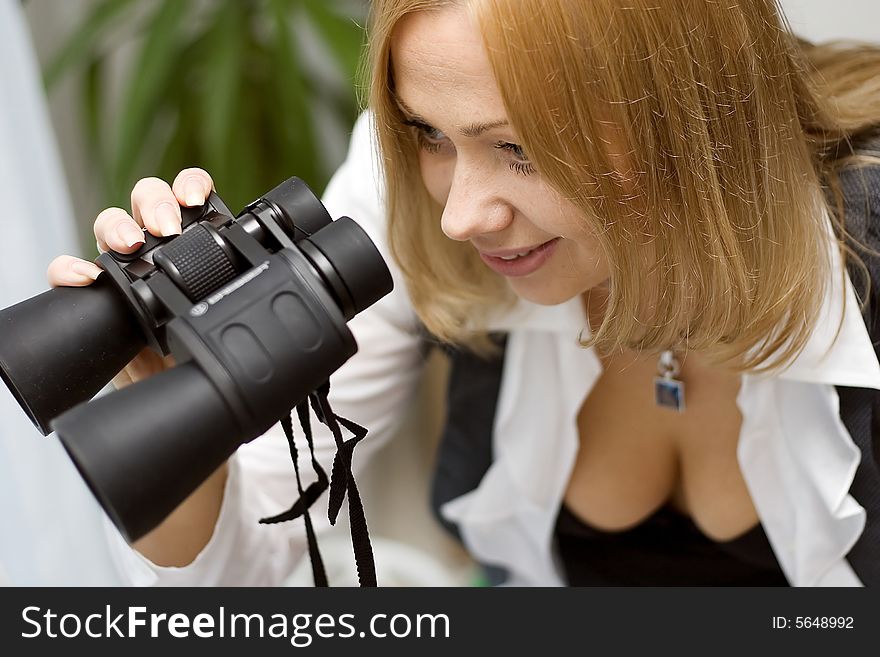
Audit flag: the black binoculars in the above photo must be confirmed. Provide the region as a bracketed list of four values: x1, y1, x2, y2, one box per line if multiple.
[0, 178, 392, 542]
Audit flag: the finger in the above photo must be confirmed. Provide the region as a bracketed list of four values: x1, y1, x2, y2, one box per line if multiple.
[127, 350, 178, 382]
[46, 255, 102, 287]
[115, 349, 177, 388]
[171, 168, 214, 207]
[94, 207, 145, 254]
[131, 176, 182, 237]
[111, 368, 134, 391]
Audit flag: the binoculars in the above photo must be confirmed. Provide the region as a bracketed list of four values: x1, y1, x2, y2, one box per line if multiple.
[0, 178, 392, 542]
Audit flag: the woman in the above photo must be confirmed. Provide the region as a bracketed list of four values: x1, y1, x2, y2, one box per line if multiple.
[49, 0, 880, 586]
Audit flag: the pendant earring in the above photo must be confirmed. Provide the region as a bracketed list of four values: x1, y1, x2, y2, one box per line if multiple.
[654, 350, 685, 412]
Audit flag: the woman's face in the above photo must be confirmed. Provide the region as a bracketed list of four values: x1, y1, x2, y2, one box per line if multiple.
[391, 7, 610, 306]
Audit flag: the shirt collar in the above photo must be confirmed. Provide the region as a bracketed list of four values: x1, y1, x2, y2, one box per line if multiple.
[771, 206, 880, 390]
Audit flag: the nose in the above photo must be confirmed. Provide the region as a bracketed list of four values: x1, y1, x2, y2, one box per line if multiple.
[440, 162, 514, 242]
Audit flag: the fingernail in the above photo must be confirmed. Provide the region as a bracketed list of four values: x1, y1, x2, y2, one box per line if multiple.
[155, 202, 182, 236]
[117, 223, 145, 248]
[184, 179, 205, 207]
[70, 261, 101, 280]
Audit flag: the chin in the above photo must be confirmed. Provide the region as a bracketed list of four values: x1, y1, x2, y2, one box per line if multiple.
[508, 280, 585, 307]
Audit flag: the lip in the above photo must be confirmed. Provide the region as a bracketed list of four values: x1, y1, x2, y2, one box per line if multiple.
[477, 237, 561, 277]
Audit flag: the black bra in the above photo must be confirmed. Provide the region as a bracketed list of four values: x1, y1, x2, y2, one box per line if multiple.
[555, 502, 789, 586]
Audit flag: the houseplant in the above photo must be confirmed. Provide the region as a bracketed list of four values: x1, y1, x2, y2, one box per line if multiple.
[43, 0, 367, 225]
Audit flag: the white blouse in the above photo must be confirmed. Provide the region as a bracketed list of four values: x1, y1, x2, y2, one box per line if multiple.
[106, 112, 880, 587]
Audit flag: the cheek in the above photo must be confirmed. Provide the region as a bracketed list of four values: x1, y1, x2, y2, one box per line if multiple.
[418, 153, 452, 207]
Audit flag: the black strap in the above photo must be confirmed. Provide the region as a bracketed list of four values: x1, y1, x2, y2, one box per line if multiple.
[259, 382, 377, 587]
[312, 388, 376, 587]
[258, 400, 329, 586]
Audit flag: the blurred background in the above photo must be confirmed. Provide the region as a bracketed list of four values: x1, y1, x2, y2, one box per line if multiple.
[26, 0, 368, 249]
[1, 0, 879, 586]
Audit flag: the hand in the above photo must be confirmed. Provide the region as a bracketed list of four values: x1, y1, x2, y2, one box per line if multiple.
[46, 168, 215, 388]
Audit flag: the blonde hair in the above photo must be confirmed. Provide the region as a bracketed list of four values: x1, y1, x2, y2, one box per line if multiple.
[366, 0, 880, 372]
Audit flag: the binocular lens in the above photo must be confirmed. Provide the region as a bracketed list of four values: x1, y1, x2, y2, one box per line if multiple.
[54, 362, 241, 542]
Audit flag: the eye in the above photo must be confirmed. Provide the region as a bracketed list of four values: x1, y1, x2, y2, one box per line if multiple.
[404, 119, 449, 153]
[494, 141, 535, 176]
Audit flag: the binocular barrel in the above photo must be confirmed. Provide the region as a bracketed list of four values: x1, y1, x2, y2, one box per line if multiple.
[55, 361, 238, 542]
[0, 276, 146, 435]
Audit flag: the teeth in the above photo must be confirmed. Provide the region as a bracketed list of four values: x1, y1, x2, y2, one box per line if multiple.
[498, 249, 534, 261]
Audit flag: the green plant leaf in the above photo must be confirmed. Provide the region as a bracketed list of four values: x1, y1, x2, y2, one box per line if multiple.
[43, 0, 139, 89]
[268, 0, 319, 188]
[195, 0, 248, 187]
[221, 75, 266, 211]
[156, 38, 202, 190]
[110, 0, 190, 204]
[82, 54, 108, 198]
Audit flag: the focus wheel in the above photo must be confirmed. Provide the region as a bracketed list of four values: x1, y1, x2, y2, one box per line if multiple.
[152, 224, 238, 301]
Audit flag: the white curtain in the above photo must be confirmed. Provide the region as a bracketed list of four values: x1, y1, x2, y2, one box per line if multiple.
[0, 0, 120, 585]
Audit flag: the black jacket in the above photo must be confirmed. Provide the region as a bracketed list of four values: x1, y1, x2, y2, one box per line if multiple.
[836, 136, 880, 585]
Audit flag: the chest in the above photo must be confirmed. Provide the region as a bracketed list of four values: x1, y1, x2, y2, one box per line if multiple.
[563, 352, 761, 541]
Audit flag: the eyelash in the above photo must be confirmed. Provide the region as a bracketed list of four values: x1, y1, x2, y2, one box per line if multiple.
[405, 121, 445, 153]
[418, 136, 443, 154]
[405, 120, 535, 176]
[494, 142, 535, 176]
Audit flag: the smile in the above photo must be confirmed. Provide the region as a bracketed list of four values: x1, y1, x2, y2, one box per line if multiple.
[478, 237, 561, 277]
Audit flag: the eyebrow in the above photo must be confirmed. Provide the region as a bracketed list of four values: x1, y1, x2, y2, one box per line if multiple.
[396, 98, 509, 138]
